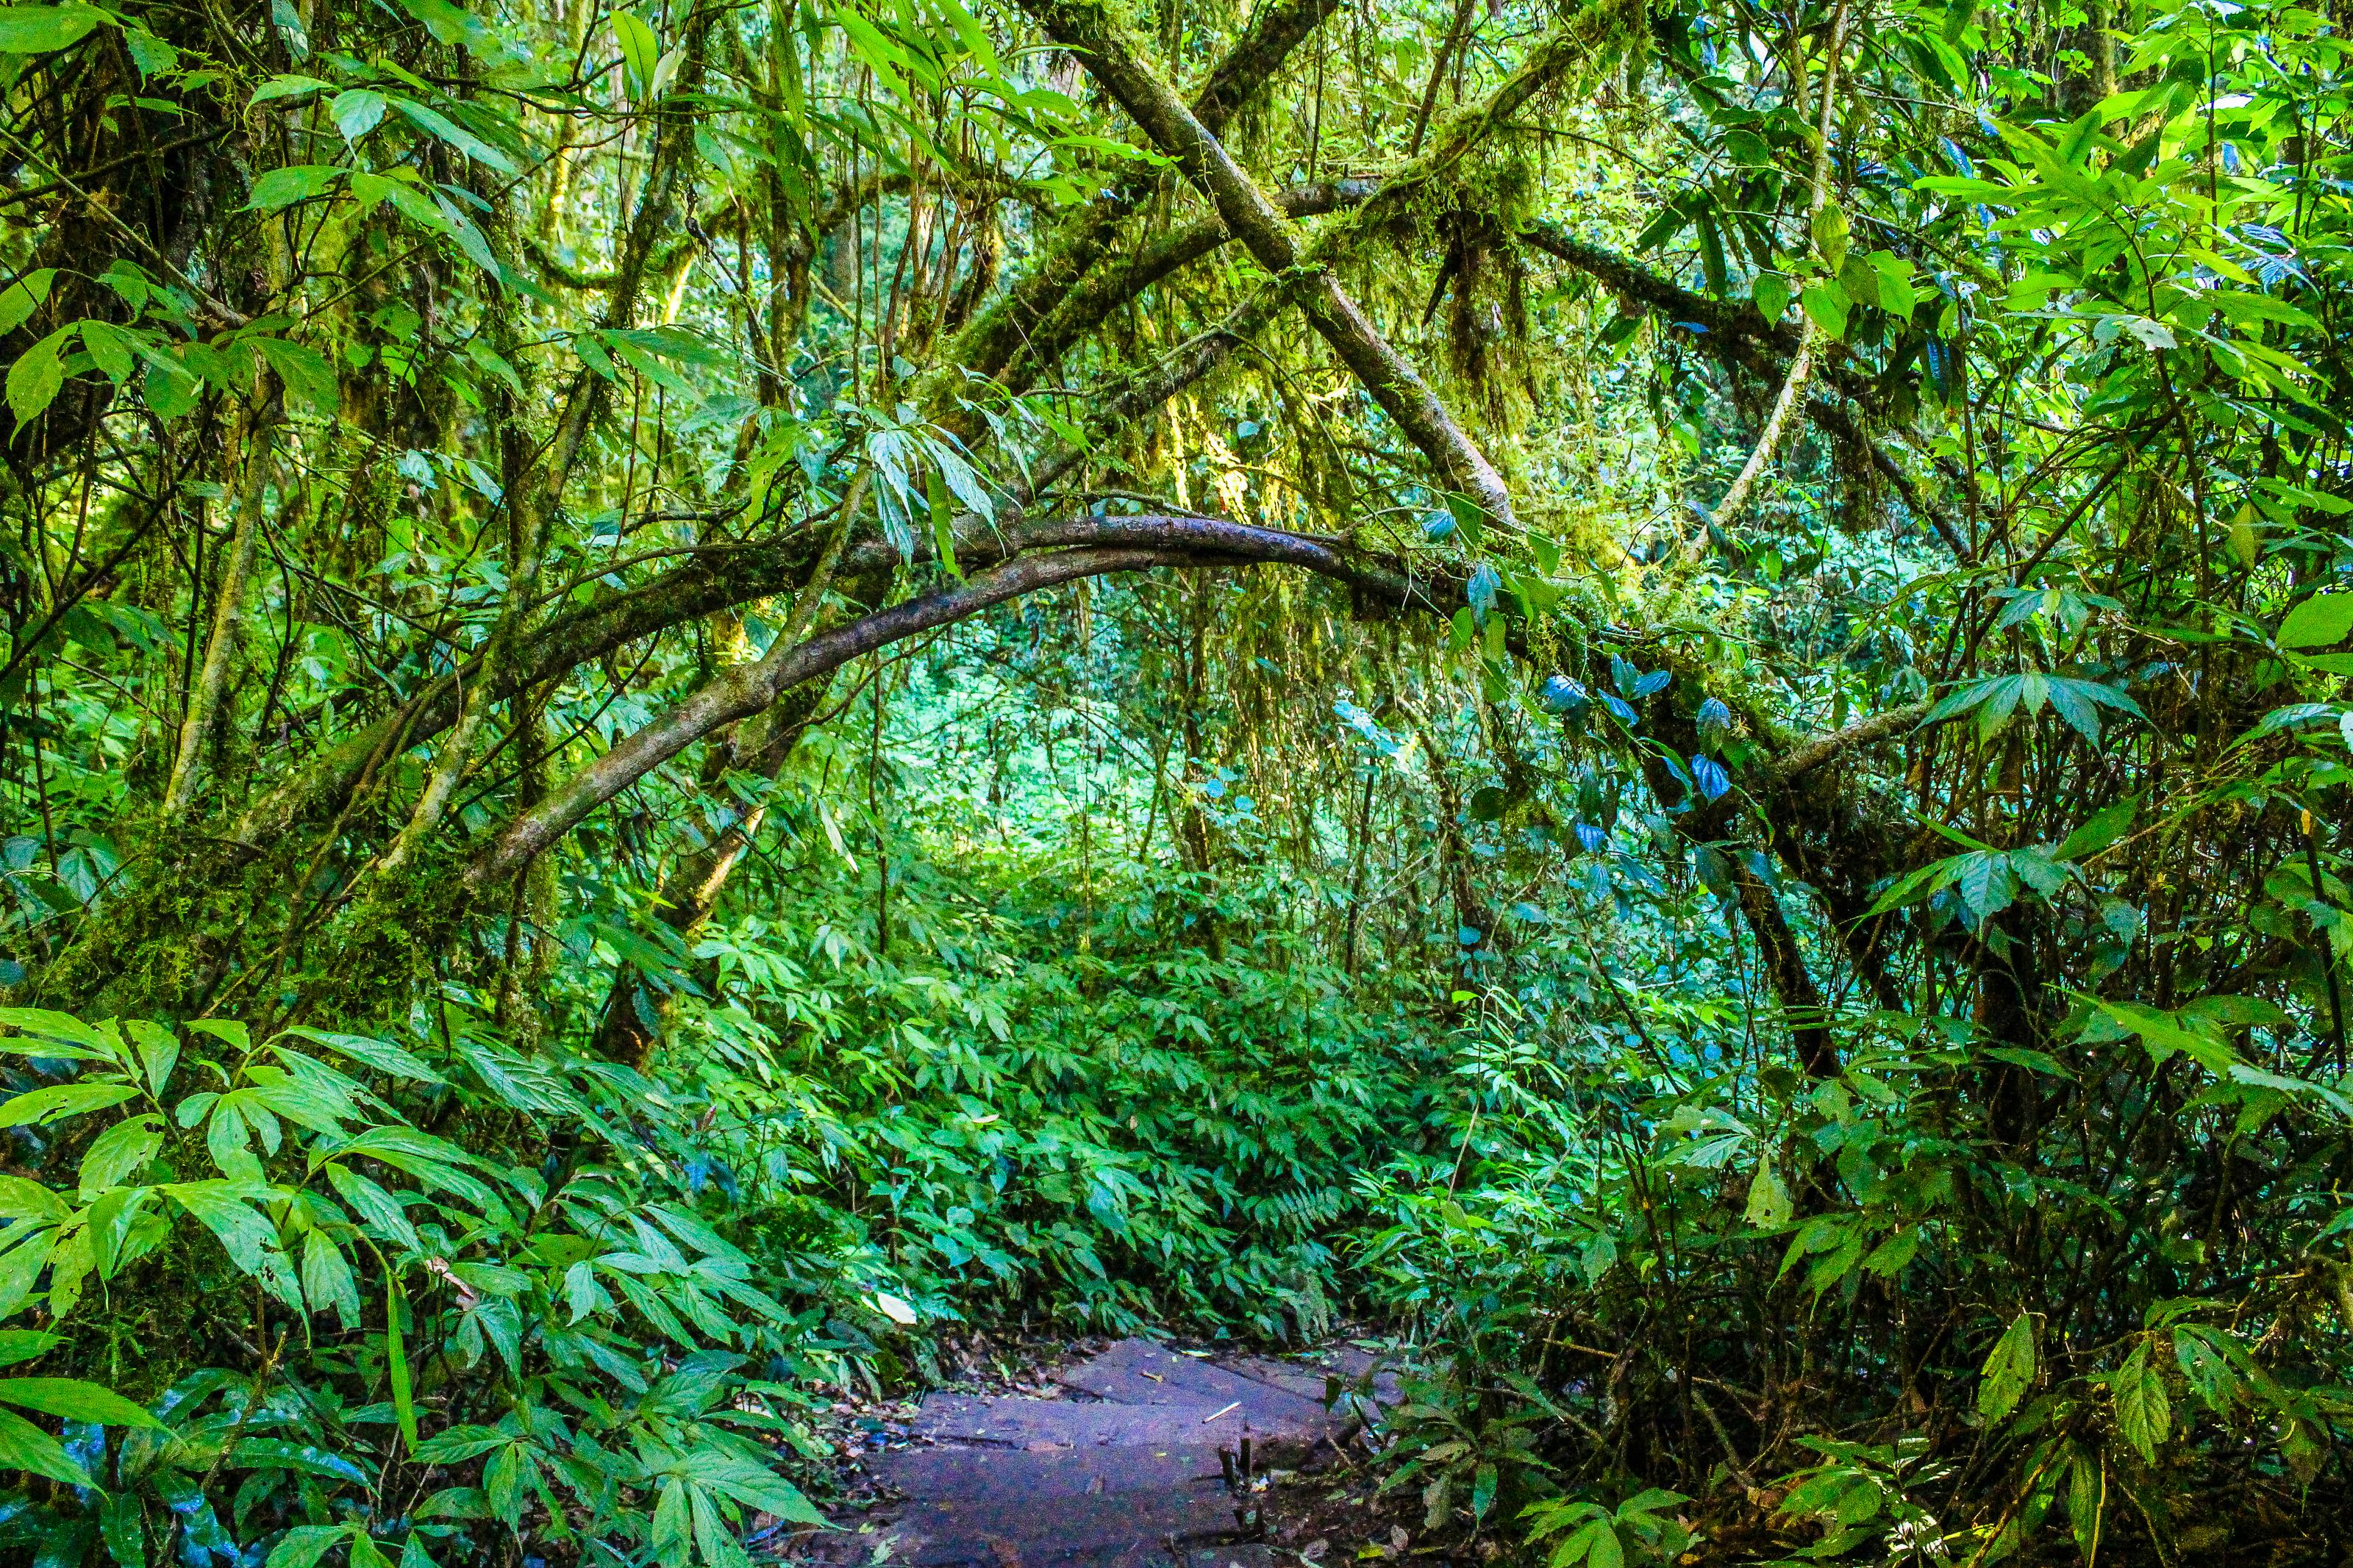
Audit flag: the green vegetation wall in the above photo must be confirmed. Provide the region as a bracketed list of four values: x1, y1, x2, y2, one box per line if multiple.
[0, 0, 2349, 1561]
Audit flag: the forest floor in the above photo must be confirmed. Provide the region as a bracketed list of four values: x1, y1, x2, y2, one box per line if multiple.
[781, 1331, 1438, 1568]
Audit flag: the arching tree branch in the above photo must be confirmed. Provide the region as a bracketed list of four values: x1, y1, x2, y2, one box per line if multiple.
[461, 515, 1457, 885]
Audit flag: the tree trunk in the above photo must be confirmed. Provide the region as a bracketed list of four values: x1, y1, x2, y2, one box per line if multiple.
[163, 398, 276, 821]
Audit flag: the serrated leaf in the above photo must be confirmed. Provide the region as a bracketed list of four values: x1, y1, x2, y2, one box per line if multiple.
[2091, 1000, 2238, 1074]
[2111, 1340, 2170, 1464]
[1744, 1164, 1793, 1228]
[281, 1025, 446, 1085]
[2173, 1325, 2240, 1414]
[79, 1114, 163, 1193]
[1979, 1312, 2035, 1420]
[0, 1080, 138, 1127]
[301, 1231, 362, 1329]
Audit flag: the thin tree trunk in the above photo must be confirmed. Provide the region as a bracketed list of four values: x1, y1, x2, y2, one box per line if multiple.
[163, 400, 275, 821]
[1405, 706, 1492, 986]
[1342, 759, 1377, 977]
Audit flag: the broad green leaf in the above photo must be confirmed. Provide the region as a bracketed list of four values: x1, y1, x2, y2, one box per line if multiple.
[5, 324, 73, 426]
[166, 1182, 303, 1306]
[332, 88, 388, 140]
[563, 1259, 601, 1323]
[281, 1025, 446, 1085]
[79, 1114, 163, 1192]
[0, 1225, 54, 1318]
[393, 0, 476, 48]
[2055, 798, 2136, 861]
[324, 1164, 421, 1250]
[125, 1020, 179, 1099]
[0, 268, 54, 337]
[2174, 1325, 2241, 1414]
[387, 1274, 419, 1450]
[1743, 1163, 1793, 1228]
[267, 1525, 351, 1568]
[2280, 592, 2353, 649]
[2111, 1341, 2170, 1464]
[1811, 204, 1849, 273]
[249, 74, 335, 104]
[1868, 251, 1918, 321]
[254, 338, 337, 412]
[99, 1489, 143, 1566]
[614, 11, 660, 99]
[244, 165, 346, 211]
[688, 1453, 829, 1524]
[301, 1230, 362, 1329]
[1471, 1459, 1499, 1519]
[0, 1375, 163, 1427]
[2091, 1000, 2238, 1075]
[0, 1404, 93, 1486]
[0, 1178, 65, 1222]
[1802, 279, 1849, 340]
[0, 4, 104, 54]
[690, 1482, 754, 1568]
[2066, 1447, 2103, 1562]
[0, 1331, 61, 1369]
[1861, 1227, 1921, 1277]
[232, 1436, 370, 1482]
[0, 1080, 138, 1127]
[1979, 1312, 2035, 1421]
[389, 98, 515, 173]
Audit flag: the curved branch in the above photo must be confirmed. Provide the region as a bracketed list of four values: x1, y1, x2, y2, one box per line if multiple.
[462, 515, 1456, 885]
[1001, 179, 1378, 395]
[1773, 702, 1929, 781]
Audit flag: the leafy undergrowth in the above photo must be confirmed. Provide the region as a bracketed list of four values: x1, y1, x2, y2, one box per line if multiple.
[0, 884, 1449, 1565]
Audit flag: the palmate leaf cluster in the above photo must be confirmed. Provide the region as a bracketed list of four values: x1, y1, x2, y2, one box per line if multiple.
[0, 1003, 841, 1565]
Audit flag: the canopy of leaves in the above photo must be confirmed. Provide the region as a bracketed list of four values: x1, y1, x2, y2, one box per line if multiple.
[0, 0, 2349, 1562]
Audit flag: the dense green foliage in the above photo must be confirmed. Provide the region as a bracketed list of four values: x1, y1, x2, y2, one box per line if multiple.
[1, 0, 2353, 1561]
